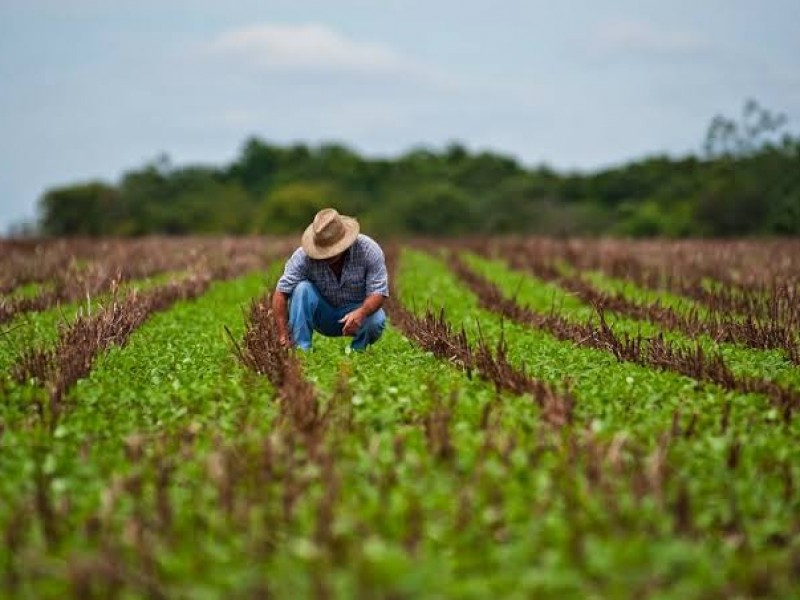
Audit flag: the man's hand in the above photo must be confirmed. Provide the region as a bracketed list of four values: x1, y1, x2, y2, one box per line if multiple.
[339, 308, 365, 336]
[272, 290, 292, 348]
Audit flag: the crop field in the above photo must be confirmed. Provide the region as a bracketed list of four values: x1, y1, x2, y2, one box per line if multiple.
[1, 236, 799, 599]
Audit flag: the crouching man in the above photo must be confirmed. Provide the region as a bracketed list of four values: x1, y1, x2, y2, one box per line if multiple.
[272, 208, 389, 351]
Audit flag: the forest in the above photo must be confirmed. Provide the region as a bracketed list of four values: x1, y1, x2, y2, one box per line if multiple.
[39, 101, 800, 238]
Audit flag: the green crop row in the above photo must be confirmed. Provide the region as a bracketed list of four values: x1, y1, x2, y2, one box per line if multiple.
[398, 249, 799, 556]
[0, 282, 47, 302]
[0, 272, 279, 598]
[464, 253, 800, 391]
[0, 271, 187, 377]
[0, 249, 798, 598]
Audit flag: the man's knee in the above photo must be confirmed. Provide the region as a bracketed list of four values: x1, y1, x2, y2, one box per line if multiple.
[351, 308, 386, 351]
[364, 309, 386, 339]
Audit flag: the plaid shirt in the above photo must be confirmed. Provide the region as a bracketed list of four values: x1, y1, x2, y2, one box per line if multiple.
[276, 234, 390, 307]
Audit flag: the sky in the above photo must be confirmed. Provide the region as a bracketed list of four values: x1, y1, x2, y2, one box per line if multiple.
[1, 0, 799, 233]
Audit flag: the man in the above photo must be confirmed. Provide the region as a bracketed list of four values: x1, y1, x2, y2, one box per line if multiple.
[272, 208, 389, 351]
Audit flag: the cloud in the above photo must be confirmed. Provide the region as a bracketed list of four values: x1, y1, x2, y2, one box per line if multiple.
[207, 23, 411, 73]
[593, 18, 710, 56]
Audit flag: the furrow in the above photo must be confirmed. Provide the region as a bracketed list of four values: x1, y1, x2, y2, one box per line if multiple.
[237, 292, 325, 443]
[6, 244, 290, 430]
[0, 237, 283, 325]
[482, 237, 800, 326]
[384, 246, 575, 427]
[11, 274, 213, 430]
[449, 253, 800, 422]
[491, 245, 800, 364]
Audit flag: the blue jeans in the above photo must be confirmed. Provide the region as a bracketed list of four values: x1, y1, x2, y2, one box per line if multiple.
[289, 281, 386, 351]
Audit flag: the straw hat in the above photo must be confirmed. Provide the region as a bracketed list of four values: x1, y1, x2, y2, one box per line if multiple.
[301, 208, 360, 259]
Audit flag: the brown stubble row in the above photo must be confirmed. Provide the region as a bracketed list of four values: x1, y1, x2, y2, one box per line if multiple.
[473, 237, 800, 329]
[490, 238, 800, 290]
[0, 237, 285, 325]
[447, 254, 799, 425]
[234, 295, 327, 444]
[384, 245, 576, 431]
[10, 275, 212, 432]
[7, 241, 289, 432]
[473, 241, 800, 366]
[0, 238, 102, 294]
[230, 289, 365, 598]
[0, 237, 282, 291]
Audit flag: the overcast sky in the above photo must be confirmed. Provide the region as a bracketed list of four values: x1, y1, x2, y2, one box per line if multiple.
[1, 0, 799, 232]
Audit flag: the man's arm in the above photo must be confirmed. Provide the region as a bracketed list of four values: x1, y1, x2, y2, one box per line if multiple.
[339, 294, 385, 336]
[271, 290, 291, 346]
[340, 239, 390, 336]
[273, 248, 308, 347]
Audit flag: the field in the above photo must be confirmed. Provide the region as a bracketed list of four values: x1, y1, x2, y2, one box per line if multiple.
[1, 236, 799, 599]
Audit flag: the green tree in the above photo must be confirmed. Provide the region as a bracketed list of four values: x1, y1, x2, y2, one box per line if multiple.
[393, 182, 477, 235]
[254, 182, 343, 234]
[170, 181, 252, 234]
[226, 138, 283, 195]
[39, 181, 118, 236]
[479, 175, 549, 233]
[35, 103, 800, 238]
[451, 151, 522, 192]
[704, 99, 788, 158]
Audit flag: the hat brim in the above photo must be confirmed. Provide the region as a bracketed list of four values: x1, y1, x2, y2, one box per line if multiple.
[301, 216, 360, 259]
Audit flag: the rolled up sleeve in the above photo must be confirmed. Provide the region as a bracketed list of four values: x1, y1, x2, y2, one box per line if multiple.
[365, 245, 390, 298]
[276, 248, 308, 295]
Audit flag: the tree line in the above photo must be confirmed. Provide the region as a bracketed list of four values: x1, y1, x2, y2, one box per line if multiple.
[39, 101, 800, 237]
